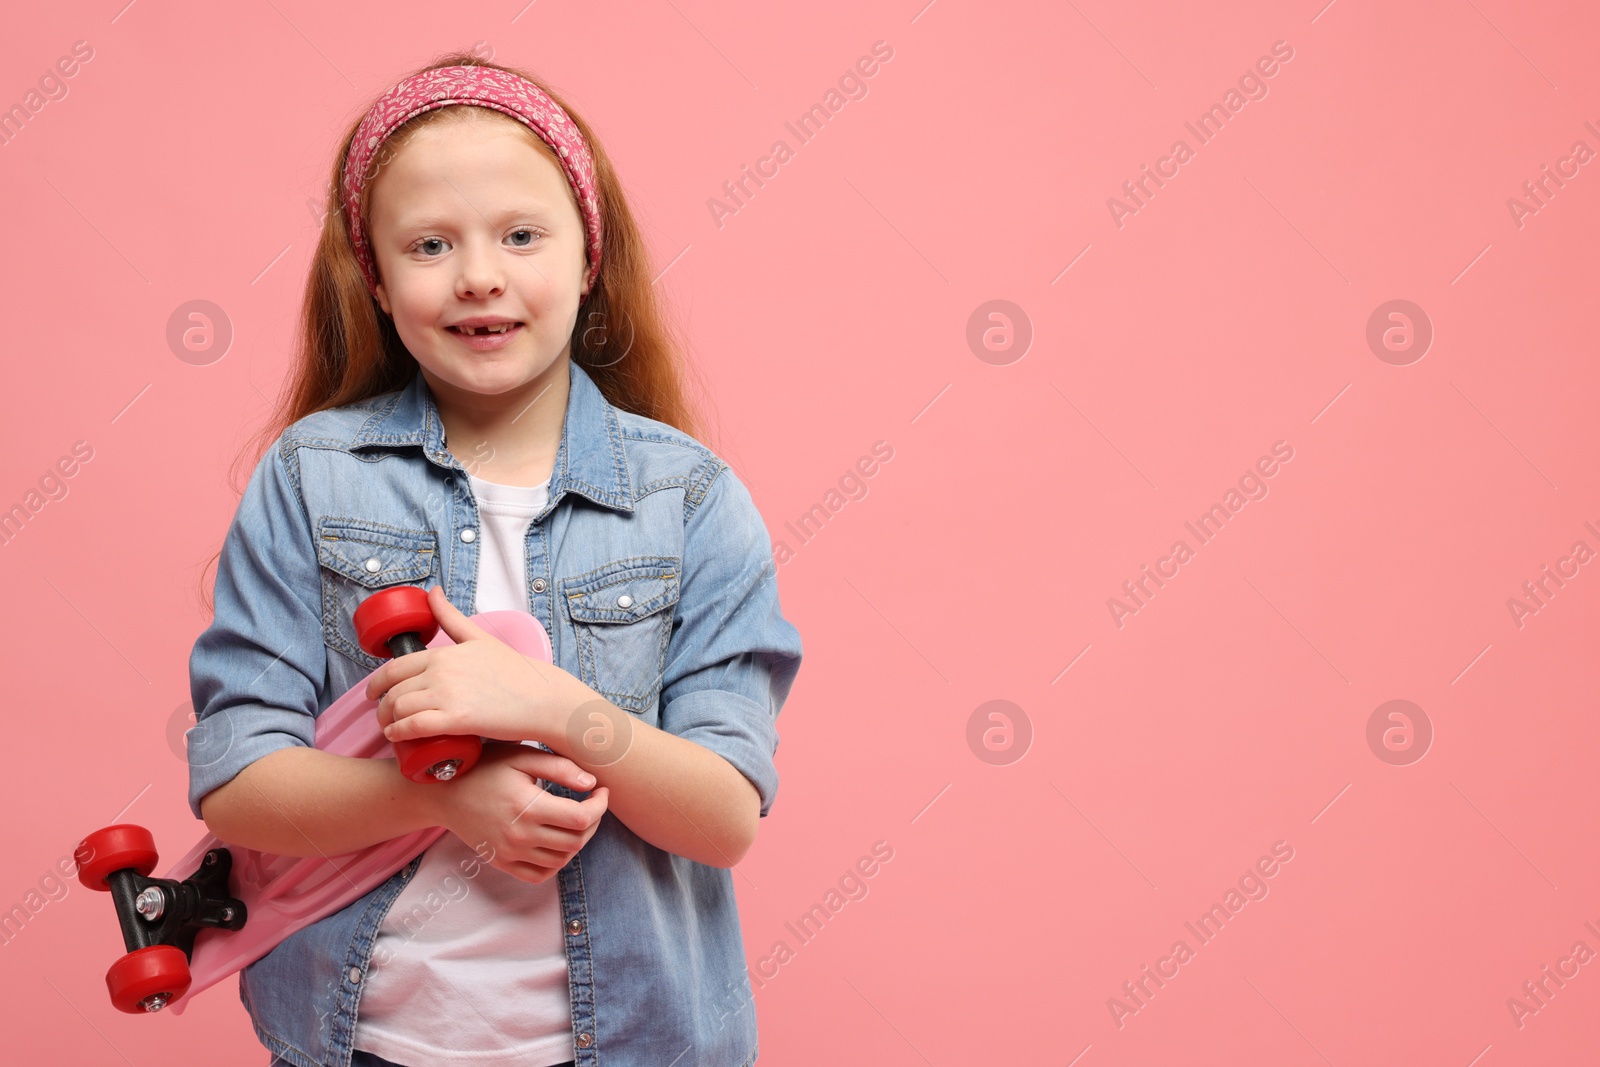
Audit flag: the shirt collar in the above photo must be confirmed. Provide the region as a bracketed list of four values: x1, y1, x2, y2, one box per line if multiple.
[350, 358, 634, 513]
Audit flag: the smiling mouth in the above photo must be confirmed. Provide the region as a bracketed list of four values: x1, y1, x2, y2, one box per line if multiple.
[448, 323, 523, 335]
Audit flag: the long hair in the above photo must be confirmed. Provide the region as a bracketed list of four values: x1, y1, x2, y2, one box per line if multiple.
[197, 51, 714, 616]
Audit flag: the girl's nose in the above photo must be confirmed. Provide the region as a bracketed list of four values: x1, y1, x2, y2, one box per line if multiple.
[454, 240, 506, 299]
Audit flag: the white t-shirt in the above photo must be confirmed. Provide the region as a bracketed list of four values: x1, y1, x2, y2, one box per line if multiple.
[354, 472, 574, 1066]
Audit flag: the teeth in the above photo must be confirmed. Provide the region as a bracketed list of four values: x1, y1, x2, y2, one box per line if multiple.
[458, 323, 514, 335]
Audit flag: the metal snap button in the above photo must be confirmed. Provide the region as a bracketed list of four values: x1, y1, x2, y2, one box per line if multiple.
[460, 529, 477, 543]
[347, 967, 362, 984]
[364, 557, 382, 573]
[616, 594, 633, 609]
[576, 1032, 594, 1048]
[566, 919, 582, 936]
[532, 578, 547, 593]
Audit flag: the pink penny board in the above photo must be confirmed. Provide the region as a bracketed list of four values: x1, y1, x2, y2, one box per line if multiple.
[164, 608, 553, 1014]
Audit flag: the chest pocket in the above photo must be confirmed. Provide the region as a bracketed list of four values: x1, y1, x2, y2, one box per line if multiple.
[317, 518, 439, 670]
[561, 556, 681, 715]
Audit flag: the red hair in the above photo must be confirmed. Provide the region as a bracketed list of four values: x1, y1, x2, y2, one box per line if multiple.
[198, 51, 715, 616]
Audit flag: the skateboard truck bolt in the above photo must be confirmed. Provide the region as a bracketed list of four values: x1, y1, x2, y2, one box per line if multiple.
[430, 759, 462, 781]
[75, 825, 251, 1016]
[106, 848, 247, 978]
[135, 887, 165, 921]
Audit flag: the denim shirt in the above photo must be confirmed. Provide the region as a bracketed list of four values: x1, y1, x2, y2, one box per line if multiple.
[187, 357, 803, 1067]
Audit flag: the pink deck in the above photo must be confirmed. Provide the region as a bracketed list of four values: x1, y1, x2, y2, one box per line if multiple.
[164, 609, 553, 1014]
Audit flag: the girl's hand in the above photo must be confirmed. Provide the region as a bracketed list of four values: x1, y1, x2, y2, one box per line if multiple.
[367, 585, 582, 745]
[432, 741, 610, 884]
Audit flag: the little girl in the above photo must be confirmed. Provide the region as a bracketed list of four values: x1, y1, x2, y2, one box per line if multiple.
[187, 52, 802, 1067]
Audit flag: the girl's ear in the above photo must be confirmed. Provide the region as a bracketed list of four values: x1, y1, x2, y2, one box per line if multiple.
[374, 282, 391, 316]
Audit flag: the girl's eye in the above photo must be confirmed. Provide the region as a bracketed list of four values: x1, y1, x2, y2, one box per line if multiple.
[411, 230, 541, 256]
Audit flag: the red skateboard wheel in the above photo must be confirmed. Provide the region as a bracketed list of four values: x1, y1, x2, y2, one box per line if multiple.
[75, 824, 159, 891]
[106, 944, 192, 1013]
[353, 585, 439, 659]
[396, 735, 483, 782]
[354, 585, 482, 782]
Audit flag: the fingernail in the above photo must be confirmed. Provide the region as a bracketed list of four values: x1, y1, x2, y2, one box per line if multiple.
[579, 773, 595, 786]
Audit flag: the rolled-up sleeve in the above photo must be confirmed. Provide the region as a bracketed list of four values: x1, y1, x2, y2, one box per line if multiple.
[186, 439, 327, 820]
[657, 461, 803, 818]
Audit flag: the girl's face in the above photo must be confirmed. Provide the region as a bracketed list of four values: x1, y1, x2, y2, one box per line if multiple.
[366, 113, 590, 410]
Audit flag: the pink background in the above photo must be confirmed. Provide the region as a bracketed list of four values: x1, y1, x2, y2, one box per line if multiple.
[3, 0, 1597, 1063]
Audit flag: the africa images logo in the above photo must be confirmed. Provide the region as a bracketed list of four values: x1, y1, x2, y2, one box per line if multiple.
[707, 41, 895, 229]
[1105, 40, 1296, 229]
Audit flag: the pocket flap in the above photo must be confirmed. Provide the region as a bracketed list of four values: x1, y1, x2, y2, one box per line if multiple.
[564, 557, 680, 624]
[318, 519, 437, 588]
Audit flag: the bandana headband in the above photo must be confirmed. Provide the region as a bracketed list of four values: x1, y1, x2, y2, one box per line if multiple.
[342, 65, 604, 298]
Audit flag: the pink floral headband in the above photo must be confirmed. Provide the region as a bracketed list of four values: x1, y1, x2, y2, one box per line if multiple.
[342, 65, 604, 298]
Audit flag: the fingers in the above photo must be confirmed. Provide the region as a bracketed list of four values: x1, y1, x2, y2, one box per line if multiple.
[578, 786, 610, 817]
[428, 585, 491, 643]
[364, 653, 428, 701]
[503, 770, 606, 834]
[497, 840, 589, 883]
[512, 785, 605, 834]
[460, 750, 609, 883]
[494, 789, 610, 883]
[498, 857, 561, 884]
[374, 679, 428, 730]
[382, 706, 447, 742]
[376, 673, 426, 709]
[510, 749, 599, 796]
[571, 807, 606, 851]
[383, 685, 443, 726]
[564, 787, 609, 839]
